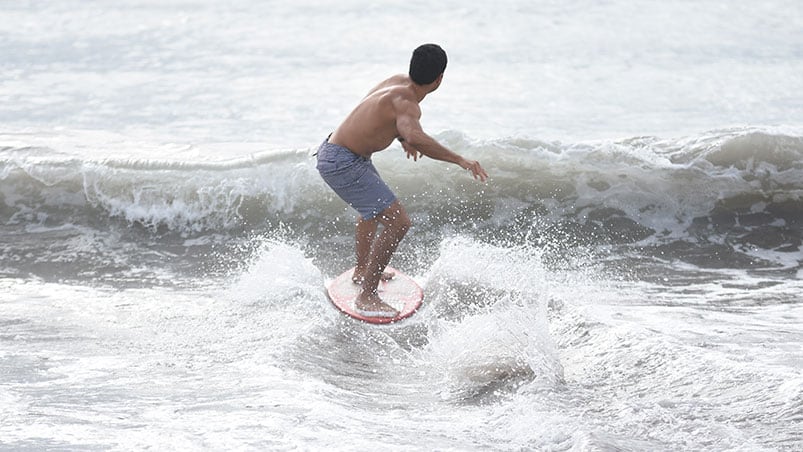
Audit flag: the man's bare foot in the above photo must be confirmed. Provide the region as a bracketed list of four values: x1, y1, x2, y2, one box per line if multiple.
[354, 291, 399, 318]
[351, 269, 395, 284]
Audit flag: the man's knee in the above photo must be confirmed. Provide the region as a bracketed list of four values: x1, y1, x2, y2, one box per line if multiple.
[388, 211, 412, 235]
[379, 202, 411, 233]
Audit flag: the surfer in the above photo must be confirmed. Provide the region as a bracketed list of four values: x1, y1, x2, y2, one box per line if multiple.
[316, 43, 488, 317]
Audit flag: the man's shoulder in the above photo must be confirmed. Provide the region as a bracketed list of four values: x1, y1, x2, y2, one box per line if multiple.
[370, 74, 408, 93]
[363, 75, 419, 119]
[372, 79, 414, 103]
[384, 77, 418, 101]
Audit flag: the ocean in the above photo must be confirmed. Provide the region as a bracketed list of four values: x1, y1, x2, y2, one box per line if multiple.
[1, 0, 802, 450]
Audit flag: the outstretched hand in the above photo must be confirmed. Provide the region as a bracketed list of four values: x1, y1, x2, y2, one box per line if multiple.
[398, 135, 488, 182]
[460, 158, 489, 182]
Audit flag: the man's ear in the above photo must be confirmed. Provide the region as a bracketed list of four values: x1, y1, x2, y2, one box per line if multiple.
[431, 73, 444, 91]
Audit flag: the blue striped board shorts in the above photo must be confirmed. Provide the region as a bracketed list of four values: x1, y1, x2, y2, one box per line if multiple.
[316, 138, 397, 221]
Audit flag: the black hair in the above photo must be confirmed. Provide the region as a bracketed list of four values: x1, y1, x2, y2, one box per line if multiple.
[409, 44, 447, 85]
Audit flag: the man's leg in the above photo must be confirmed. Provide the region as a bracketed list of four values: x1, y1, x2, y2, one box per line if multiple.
[353, 217, 377, 283]
[353, 218, 396, 284]
[355, 201, 411, 314]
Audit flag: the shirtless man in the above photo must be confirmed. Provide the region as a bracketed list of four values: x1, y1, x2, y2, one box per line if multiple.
[316, 44, 488, 318]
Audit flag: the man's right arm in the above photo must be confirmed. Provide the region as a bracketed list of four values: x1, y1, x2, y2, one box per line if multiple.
[395, 100, 488, 182]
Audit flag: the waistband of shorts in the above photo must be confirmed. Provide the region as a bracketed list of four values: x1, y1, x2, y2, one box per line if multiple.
[317, 135, 367, 160]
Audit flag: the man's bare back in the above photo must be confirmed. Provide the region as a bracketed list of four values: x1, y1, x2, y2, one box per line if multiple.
[328, 74, 421, 157]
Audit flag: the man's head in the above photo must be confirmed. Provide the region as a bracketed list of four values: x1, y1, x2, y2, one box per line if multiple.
[409, 44, 447, 86]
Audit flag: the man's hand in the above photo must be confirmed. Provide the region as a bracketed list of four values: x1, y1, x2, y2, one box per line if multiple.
[459, 158, 489, 182]
[401, 140, 421, 161]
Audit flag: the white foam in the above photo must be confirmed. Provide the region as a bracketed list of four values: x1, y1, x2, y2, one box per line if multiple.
[421, 238, 564, 401]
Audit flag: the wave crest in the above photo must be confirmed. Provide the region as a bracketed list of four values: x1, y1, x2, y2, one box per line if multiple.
[2, 128, 801, 256]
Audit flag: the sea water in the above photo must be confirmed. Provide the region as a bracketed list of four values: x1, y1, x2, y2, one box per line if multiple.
[1, 0, 802, 450]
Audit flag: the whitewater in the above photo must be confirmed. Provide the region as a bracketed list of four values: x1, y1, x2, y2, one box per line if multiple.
[2, 1, 802, 451]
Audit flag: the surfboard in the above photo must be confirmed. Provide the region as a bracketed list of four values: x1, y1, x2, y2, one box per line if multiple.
[325, 266, 423, 324]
